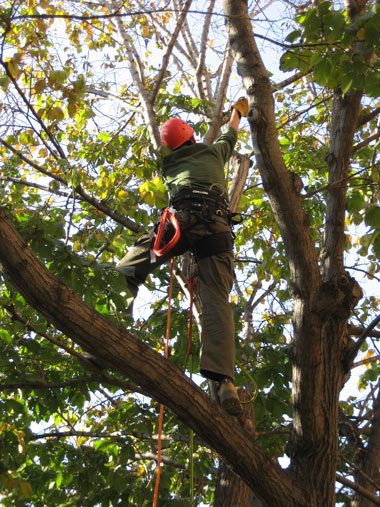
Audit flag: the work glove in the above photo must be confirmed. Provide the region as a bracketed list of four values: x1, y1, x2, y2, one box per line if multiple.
[231, 97, 249, 118]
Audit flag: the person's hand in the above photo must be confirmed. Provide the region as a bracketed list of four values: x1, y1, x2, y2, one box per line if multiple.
[231, 97, 248, 118]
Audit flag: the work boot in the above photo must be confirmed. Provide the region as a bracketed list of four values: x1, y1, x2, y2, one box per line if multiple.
[218, 379, 243, 416]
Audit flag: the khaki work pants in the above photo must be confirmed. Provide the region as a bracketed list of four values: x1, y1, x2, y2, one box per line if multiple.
[116, 210, 235, 380]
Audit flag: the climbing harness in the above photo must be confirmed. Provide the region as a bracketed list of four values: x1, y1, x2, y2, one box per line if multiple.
[151, 187, 240, 262]
[170, 187, 229, 219]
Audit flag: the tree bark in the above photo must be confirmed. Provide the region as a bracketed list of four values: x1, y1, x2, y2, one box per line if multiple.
[214, 389, 255, 506]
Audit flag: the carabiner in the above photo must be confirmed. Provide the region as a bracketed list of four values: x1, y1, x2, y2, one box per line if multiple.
[153, 207, 181, 257]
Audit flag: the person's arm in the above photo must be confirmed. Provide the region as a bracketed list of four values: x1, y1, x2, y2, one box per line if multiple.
[229, 107, 241, 131]
[230, 97, 248, 131]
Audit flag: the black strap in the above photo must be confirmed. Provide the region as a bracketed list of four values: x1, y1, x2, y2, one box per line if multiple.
[193, 231, 234, 259]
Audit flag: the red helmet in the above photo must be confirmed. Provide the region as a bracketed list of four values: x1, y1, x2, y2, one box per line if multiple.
[160, 119, 194, 150]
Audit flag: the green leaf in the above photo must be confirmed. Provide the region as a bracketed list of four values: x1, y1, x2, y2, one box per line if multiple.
[347, 191, 365, 214]
[313, 59, 332, 86]
[285, 30, 302, 42]
[365, 205, 380, 228]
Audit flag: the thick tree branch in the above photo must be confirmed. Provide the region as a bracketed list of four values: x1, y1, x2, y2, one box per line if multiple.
[0, 208, 309, 506]
[323, 88, 365, 281]
[348, 323, 380, 340]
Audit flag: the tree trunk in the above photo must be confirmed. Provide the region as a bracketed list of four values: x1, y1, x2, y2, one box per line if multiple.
[222, 1, 364, 505]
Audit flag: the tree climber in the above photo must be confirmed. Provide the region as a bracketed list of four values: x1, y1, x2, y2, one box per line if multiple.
[116, 98, 249, 416]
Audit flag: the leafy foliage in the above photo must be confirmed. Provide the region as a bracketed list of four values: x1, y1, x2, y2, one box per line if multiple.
[0, 0, 379, 505]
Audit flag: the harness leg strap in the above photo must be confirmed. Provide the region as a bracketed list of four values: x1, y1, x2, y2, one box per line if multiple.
[193, 231, 234, 259]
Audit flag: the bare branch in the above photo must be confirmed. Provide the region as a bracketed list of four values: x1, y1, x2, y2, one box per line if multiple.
[0, 175, 69, 197]
[150, 0, 194, 102]
[0, 378, 102, 390]
[275, 71, 309, 90]
[173, 0, 198, 63]
[195, 0, 215, 101]
[2, 304, 144, 394]
[348, 315, 380, 363]
[336, 474, 380, 505]
[109, 1, 161, 148]
[352, 131, 380, 153]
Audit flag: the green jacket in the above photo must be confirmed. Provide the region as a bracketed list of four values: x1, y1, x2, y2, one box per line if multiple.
[161, 127, 238, 199]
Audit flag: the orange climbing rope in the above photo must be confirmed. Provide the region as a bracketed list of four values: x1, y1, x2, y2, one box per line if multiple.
[153, 262, 196, 506]
[153, 258, 174, 507]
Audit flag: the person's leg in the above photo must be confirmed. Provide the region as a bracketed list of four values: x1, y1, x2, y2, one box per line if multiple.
[197, 250, 242, 415]
[116, 233, 155, 310]
[197, 251, 235, 380]
[116, 216, 189, 310]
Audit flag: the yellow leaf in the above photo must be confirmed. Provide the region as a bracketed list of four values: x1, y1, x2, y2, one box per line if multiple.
[7, 60, 20, 79]
[357, 28, 365, 40]
[117, 189, 128, 200]
[67, 102, 77, 118]
[34, 79, 46, 93]
[77, 436, 89, 446]
[47, 107, 65, 121]
[141, 25, 151, 38]
[365, 349, 375, 368]
[139, 181, 149, 198]
[0, 422, 8, 436]
[20, 481, 33, 499]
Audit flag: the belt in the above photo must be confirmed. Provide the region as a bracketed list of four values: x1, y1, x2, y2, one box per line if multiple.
[170, 187, 229, 214]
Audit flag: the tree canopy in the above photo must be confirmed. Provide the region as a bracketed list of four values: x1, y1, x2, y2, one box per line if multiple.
[0, 0, 380, 505]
